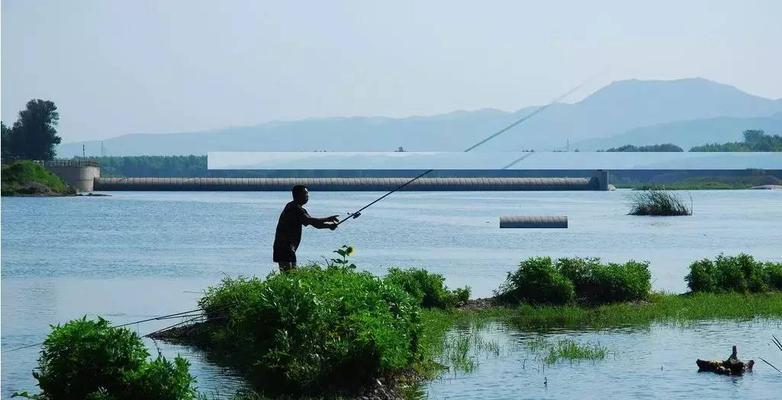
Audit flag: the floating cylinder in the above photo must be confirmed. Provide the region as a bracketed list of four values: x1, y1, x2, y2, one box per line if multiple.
[499, 215, 568, 229]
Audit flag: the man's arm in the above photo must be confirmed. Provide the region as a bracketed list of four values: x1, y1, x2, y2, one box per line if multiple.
[304, 215, 339, 230]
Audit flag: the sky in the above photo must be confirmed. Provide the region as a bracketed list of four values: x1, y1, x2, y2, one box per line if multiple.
[2, 0, 781, 142]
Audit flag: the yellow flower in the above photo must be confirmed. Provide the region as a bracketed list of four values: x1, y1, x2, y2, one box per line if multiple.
[345, 246, 355, 256]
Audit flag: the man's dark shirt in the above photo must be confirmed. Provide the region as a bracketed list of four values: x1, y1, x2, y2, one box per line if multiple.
[273, 201, 311, 261]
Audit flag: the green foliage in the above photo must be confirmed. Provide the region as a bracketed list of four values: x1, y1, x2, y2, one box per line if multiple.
[766, 263, 782, 291]
[328, 245, 357, 269]
[686, 254, 782, 293]
[690, 129, 782, 152]
[494, 292, 782, 330]
[384, 268, 471, 308]
[604, 143, 683, 152]
[197, 265, 421, 393]
[22, 317, 197, 400]
[525, 338, 607, 364]
[629, 189, 691, 216]
[497, 257, 651, 305]
[2, 99, 61, 161]
[1, 160, 75, 196]
[495, 257, 576, 305]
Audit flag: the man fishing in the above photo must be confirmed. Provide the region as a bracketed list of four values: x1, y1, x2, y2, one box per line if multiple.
[273, 185, 339, 272]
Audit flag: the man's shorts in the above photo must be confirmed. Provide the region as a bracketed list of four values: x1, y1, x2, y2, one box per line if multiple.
[273, 244, 296, 263]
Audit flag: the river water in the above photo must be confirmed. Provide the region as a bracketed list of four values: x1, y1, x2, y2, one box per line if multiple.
[2, 190, 781, 398]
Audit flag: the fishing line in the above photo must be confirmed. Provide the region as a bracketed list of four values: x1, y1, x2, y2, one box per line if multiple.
[336, 77, 593, 226]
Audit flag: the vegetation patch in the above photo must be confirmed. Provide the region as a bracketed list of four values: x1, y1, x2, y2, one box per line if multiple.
[384, 267, 471, 308]
[628, 188, 691, 216]
[686, 254, 782, 293]
[484, 292, 782, 330]
[191, 264, 423, 395]
[13, 317, 197, 400]
[1, 160, 75, 196]
[525, 337, 607, 364]
[690, 130, 782, 152]
[495, 257, 651, 305]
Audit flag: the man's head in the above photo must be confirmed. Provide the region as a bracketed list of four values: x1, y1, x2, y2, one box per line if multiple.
[292, 185, 309, 205]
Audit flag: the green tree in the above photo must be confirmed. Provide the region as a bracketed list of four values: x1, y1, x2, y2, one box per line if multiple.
[1, 122, 13, 162]
[9, 99, 62, 160]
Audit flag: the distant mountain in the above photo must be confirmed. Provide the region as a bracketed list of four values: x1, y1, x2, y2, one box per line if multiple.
[576, 113, 782, 151]
[57, 78, 782, 157]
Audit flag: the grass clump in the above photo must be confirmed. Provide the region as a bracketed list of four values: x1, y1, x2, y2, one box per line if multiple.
[495, 257, 651, 305]
[196, 265, 421, 394]
[1, 160, 75, 196]
[14, 317, 197, 400]
[384, 268, 471, 308]
[526, 337, 607, 364]
[686, 254, 782, 293]
[628, 188, 691, 216]
[498, 292, 782, 330]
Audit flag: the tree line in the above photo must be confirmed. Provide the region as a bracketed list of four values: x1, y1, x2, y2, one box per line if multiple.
[603, 130, 782, 152]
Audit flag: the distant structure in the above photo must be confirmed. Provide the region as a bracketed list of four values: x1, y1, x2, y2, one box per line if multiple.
[44, 160, 100, 192]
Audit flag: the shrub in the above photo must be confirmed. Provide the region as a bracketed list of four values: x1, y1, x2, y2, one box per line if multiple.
[197, 265, 421, 392]
[629, 189, 691, 216]
[495, 257, 575, 305]
[384, 268, 471, 308]
[589, 261, 651, 303]
[686, 254, 780, 293]
[497, 257, 652, 305]
[685, 259, 717, 292]
[766, 263, 782, 291]
[22, 317, 197, 400]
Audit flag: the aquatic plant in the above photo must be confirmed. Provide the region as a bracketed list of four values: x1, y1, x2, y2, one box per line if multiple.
[628, 188, 691, 216]
[526, 337, 607, 364]
[685, 254, 782, 293]
[197, 265, 421, 393]
[497, 292, 782, 330]
[384, 267, 471, 308]
[13, 317, 197, 400]
[496, 257, 651, 305]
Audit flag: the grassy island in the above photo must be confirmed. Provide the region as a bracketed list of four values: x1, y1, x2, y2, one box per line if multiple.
[1, 160, 75, 196]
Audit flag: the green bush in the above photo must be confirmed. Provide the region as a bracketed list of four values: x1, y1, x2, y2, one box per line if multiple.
[198, 265, 421, 393]
[384, 268, 471, 308]
[21, 317, 197, 400]
[495, 257, 576, 305]
[766, 263, 782, 291]
[685, 259, 717, 292]
[497, 257, 652, 305]
[686, 254, 781, 293]
[590, 261, 651, 303]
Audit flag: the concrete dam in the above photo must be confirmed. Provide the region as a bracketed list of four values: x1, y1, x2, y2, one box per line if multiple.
[42, 162, 610, 192]
[94, 173, 609, 191]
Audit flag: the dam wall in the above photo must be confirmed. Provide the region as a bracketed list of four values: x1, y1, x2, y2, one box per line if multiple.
[95, 173, 609, 191]
[43, 160, 100, 192]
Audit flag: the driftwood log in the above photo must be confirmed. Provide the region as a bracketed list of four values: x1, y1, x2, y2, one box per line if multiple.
[697, 346, 754, 375]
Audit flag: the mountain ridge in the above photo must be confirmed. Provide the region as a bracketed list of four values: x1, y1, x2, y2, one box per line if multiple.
[57, 78, 782, 156]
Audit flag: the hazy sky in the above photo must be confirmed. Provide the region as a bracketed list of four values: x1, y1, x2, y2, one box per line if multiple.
[3, 0, 781, 142]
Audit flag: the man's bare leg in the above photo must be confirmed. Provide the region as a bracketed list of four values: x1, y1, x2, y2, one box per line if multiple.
[278, 261, 296, 273]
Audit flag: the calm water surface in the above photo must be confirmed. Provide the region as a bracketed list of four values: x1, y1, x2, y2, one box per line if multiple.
[2, 190, 781, 398]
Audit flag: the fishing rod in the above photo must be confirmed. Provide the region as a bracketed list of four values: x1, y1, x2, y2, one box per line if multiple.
[336, 79, 590, 226]
[3, 308, 204, 353]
